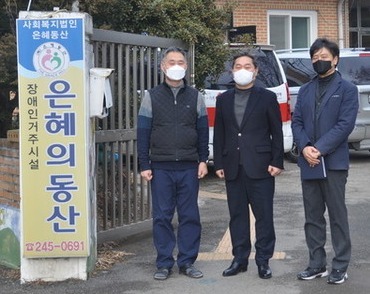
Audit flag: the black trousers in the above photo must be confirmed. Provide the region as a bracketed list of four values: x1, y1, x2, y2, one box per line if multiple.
[225, 165, 276, 266]
[302, 170, 351, 271]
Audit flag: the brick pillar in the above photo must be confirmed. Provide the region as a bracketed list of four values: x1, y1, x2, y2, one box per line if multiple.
[0, 135, 20, 208]
[0, 134, 21, 268]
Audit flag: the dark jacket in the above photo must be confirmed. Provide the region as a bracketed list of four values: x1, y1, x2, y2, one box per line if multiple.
[213, 86, 284, 180]
[137, 81, 209, 171]
[149, 83, 199, 162]
[292, 72, 359, 170]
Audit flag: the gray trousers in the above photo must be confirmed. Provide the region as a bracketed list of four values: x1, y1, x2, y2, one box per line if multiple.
[301, 170, 351, 271]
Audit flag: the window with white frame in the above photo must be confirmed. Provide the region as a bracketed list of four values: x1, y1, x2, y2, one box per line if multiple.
[268, 10, 317, 50]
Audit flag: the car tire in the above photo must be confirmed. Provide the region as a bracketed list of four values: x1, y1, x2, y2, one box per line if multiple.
[286, 141, 299, 163]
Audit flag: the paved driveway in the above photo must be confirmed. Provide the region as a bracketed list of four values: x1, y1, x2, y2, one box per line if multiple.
[1, 151, 370, 293]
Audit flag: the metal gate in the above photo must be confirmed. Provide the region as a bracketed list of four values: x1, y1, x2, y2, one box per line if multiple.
[91, 29, 192, 243]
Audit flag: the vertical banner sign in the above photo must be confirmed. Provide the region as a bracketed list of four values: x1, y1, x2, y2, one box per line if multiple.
[17, 17, 89, 258]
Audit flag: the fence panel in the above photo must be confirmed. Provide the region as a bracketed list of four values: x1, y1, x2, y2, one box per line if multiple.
[91, 29, 191, 242]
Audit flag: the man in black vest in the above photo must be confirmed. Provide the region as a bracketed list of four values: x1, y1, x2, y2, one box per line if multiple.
[137, 47, 209, 281]
[213, 52, 284, 279]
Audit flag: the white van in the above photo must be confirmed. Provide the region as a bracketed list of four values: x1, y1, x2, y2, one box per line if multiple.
[203, 45, 293, 163]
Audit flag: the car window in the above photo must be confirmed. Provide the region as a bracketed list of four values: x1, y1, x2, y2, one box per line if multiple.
[338, 56, 370, 85]
[280, 54, 370, 87]
[279, 58, 315, 87]
[254, 50, 284, 88]
[204, 49, 284, 90]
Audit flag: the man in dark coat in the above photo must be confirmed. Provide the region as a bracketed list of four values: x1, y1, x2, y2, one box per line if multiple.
[292, 38, 358, 285]
[213, 52, 284, 279]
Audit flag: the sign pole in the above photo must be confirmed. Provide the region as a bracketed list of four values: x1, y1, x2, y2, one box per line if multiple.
[17, 11, 96, 282]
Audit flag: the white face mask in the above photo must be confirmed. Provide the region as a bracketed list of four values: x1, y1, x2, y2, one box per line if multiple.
[233, 69, 254, 86]
[165, 65, 186, 81]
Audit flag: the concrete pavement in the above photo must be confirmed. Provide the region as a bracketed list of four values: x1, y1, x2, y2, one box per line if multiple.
[1, 153, 370, 293]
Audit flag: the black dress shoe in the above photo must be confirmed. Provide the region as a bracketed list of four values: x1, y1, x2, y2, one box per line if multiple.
[222, 261, 248, 277]
[258, 264, 272, 279]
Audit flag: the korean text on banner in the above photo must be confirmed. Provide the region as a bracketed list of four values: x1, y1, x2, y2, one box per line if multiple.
[17, 17, 89, 258]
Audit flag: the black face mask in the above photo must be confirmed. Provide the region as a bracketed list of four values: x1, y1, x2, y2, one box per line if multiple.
[313, 60, 332, 75]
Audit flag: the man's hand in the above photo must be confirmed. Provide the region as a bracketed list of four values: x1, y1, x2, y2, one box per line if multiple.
[198, 162, 208, 179]
[302, 146, 321, 166]
[268, 165, 282, 177]
[215, 169, 225, 179]
[140, 169, 153, 181]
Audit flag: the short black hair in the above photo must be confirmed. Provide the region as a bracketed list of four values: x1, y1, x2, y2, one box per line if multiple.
[162, 46, 187, 60]
[309, 38, 340, 60]
[231, 51, 258, 69]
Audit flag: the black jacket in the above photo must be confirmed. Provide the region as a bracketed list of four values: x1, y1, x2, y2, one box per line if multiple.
[213, 86, 284, 180]
[149, 83, 199, 162]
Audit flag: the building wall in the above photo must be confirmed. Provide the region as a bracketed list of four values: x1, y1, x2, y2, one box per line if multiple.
[0, 137, 20, 268]
[216, 0, 349, 47]
[0, 138, 20, 208]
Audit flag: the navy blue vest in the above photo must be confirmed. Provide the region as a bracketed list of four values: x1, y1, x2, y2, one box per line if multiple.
[149, 83, 199, 162]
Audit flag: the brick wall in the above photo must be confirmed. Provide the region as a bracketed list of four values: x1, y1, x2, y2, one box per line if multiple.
[0, 138, 20, 208]
[216, 0, 348, 46]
